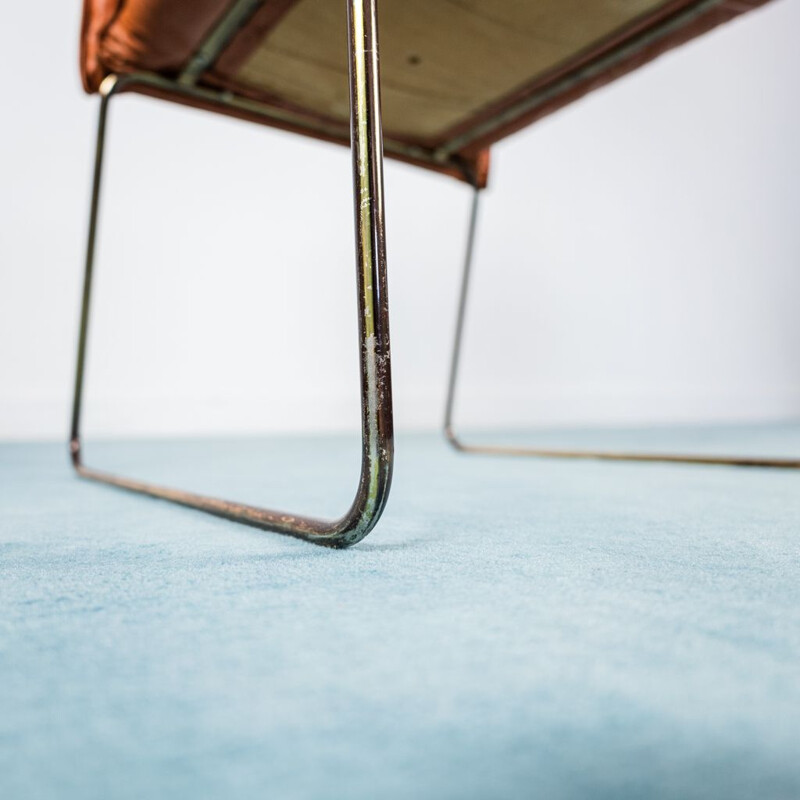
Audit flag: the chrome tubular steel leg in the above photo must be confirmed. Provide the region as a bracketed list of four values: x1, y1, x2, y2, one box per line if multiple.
[71, 0, 394, 547]
[444, 185, 800, 469]
[443, 186, 480, 451]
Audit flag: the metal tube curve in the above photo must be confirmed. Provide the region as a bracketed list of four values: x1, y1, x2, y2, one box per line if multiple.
[443, 186, 800, 470]
[70, 0, 394, 547]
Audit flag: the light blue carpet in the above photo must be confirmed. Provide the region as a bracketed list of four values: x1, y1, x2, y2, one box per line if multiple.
[2, 427, 799, 800]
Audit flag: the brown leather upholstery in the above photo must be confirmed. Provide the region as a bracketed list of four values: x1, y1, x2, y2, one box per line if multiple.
[81, 1, 232, 92]
[81, 0, 772, 186]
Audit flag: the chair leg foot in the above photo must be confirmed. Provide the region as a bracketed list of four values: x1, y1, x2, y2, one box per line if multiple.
[70, 0, 394, 547]
[443, 186, 800, 470]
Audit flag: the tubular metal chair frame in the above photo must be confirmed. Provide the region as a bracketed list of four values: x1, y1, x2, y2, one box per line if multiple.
[71, 0, 394, 548]
[72, 0, 796, 552]
[444, 184, 800, 469]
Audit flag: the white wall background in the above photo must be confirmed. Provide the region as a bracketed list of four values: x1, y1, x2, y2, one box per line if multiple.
[1, 0, 799, 440]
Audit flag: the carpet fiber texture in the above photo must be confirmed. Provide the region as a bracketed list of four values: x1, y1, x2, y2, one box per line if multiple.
[2, 427, 799, 799]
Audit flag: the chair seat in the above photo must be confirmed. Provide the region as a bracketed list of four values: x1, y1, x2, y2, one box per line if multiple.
[81, 0, 770, 183]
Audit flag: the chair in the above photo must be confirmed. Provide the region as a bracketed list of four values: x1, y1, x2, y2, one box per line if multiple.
[74, 0, 786, 547]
